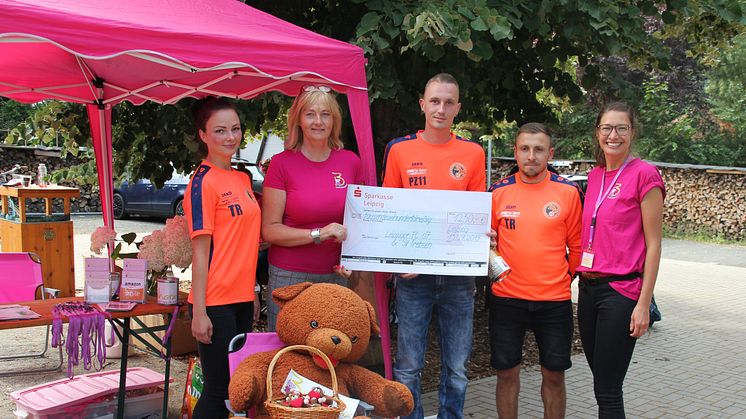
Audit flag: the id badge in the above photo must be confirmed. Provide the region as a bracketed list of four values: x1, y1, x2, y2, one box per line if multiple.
[581, 249, 595, 268]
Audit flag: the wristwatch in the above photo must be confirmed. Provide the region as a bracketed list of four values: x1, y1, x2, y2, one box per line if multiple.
[310, 228, 322, 244]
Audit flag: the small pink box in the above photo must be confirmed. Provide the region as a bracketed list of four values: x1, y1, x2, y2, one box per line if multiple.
[123, 259, 148, 271]
[84, 257, 110, 271]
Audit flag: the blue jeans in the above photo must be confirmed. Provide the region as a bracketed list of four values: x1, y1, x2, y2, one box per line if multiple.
[394, 275, 475, 419]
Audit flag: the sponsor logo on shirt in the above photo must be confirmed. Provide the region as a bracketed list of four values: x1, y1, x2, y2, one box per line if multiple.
[500, 210, 521, 218]
[608, 183, 622, 199]
[449, 162, 466, 180]
[333, 172, 347, 188]
[543, 201, 561, 219]
[406, 168, 427, 175]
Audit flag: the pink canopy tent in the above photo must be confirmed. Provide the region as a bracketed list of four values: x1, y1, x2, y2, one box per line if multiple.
[0, 0, 394, 378]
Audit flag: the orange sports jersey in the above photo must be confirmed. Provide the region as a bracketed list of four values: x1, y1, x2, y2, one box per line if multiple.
[382, 131, 486, 191]
[490, 173, 582, 301]
[184, 161, 261, 306]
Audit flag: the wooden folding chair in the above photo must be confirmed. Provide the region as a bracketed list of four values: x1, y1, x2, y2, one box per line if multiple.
[0, 252, 63, 376]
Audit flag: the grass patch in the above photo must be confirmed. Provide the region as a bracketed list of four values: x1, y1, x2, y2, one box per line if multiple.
[663, 226, 746, 246]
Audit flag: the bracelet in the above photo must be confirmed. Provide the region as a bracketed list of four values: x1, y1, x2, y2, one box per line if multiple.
[310, 228, 322, 244]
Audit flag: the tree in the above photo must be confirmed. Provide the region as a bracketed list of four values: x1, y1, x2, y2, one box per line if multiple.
[549, 2, 746, 166]
[250, 1, 741, 149]
[4, 101, 89, 153]
[4, 0, 745, 183]
[707, 33, 746, 129]
[705, 33, 746, 165]
[0, 98, 32, 134]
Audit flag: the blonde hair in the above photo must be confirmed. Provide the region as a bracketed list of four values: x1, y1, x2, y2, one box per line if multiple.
[286, 90, 343, 151]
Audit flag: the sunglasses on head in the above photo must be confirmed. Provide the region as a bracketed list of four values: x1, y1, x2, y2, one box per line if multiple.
[302, 85, 332, 93]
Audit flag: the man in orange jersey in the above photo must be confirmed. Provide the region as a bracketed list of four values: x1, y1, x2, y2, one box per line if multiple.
[382, 73, 486, 419]
[488, 122, 582, 419]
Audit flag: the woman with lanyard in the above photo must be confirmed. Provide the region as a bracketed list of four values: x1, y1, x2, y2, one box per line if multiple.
[576, 102, 665, 418]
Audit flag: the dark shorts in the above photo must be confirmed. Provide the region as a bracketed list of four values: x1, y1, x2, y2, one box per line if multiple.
[487, 294, 573, 371]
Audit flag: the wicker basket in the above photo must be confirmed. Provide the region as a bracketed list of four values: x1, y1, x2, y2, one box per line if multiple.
[264, 345, 347, 419]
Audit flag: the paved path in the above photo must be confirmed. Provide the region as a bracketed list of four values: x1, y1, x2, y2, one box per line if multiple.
[422, 239, 746, 418]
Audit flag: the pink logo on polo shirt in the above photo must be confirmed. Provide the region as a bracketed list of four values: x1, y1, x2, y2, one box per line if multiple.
[608, 183, 622, 199]
[333, 172, 347, 188]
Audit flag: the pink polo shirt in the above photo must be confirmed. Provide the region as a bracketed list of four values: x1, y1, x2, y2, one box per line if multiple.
[263, 149, 363, 274]
[576, 158, 665, 300]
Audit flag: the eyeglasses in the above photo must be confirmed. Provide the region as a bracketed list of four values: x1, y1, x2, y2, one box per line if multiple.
[597, 124, 631, 136]
[302, 85, 332, 93]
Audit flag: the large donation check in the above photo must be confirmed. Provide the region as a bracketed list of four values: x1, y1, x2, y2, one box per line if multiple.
[341, 185, 492, 276]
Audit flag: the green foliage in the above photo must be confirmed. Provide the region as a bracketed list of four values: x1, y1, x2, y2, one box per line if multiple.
[706, 33, 746, 166]
[6, 0, 746, 185]
[49, 160, 99, 186]
[0, 99, 32, 132]
[112, 95, 288, 186]
[5, 94, 290, 186]
[551, 104, 598, 160]
[4, 101, 90, 155]
[664, 224, 746, 246]
[252, 0, 706, 148]
[661, 0, 746, 66]
[636, 81, 743, 165]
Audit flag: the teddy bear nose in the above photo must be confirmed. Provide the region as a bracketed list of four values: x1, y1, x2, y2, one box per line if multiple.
[331, 336, 341, 345]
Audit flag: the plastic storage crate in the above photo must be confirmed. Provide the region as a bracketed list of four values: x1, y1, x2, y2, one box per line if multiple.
[10, 367, 167, 419]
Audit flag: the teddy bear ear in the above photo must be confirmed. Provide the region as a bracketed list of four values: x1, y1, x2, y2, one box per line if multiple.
[364, 301, 380, 336]
[272, 282, 314, 308]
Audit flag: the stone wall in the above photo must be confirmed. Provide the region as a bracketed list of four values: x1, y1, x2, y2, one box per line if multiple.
[490, 157, 746, 242]
[0, 146, 100, 214]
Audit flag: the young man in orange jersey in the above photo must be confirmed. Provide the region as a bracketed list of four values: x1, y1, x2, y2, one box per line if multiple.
[488, 123, 582, 419]
[382, 73, 486, 419]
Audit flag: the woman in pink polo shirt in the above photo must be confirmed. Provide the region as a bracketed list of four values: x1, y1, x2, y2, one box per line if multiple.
[261, 86, 364, 331]
[576, 102, 665, 418]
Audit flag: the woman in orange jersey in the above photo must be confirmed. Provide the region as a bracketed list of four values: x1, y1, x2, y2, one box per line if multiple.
[184, 97, 261, 419]
[576, 102, 665, 418]
[261, 86, 364, 331]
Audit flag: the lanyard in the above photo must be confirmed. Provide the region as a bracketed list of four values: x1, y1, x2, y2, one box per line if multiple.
[587, 157, 632, 250]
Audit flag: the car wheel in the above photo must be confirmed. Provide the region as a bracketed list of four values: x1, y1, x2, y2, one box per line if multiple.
[174, 199, 184, 217]
[113, 193, 127, 220]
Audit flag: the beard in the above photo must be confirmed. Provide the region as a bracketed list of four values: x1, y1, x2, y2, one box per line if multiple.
[520, 165, 542, 178]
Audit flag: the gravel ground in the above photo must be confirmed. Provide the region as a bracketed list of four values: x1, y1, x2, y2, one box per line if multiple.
[72, 213, 166, 235]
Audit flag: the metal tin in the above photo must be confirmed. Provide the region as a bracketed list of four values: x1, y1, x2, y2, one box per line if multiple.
[488, 250, 511, 283]
[157, 276, 179, 305]
[109, 272, 121, 299]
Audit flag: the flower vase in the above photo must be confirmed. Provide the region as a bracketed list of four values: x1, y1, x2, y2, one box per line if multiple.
[148, 269, 167, 297]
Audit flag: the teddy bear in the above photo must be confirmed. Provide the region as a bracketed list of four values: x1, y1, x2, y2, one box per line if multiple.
[228, 282, 413, 418]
